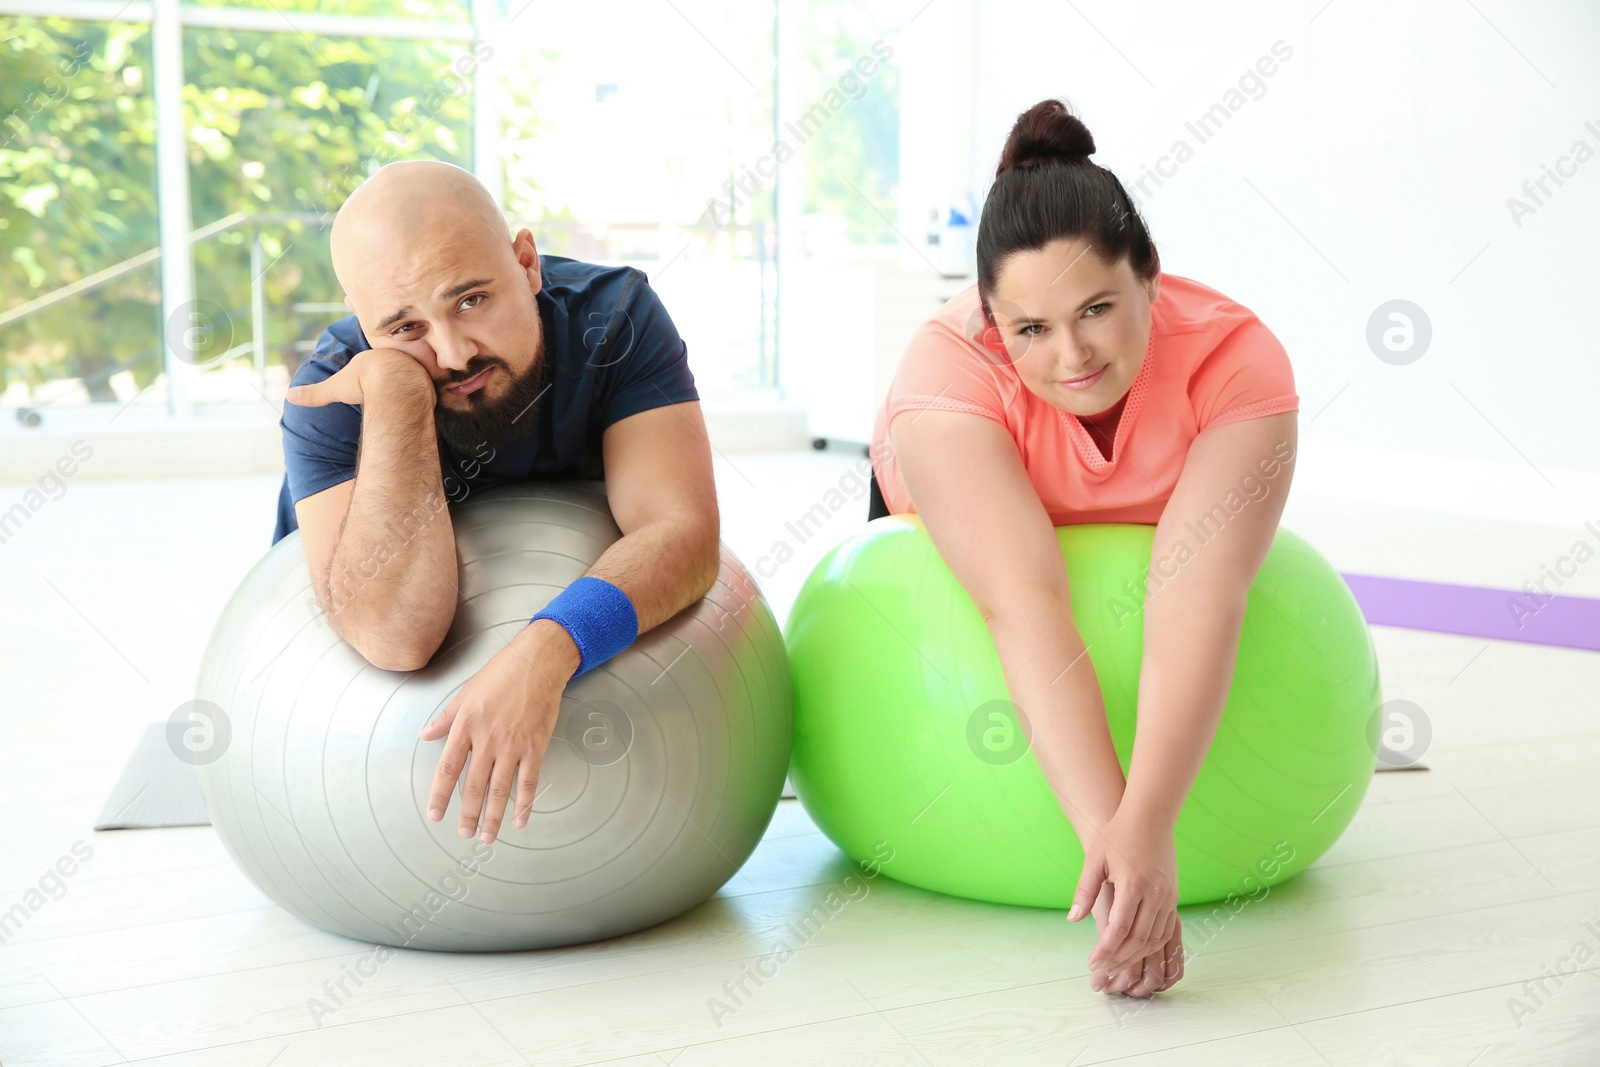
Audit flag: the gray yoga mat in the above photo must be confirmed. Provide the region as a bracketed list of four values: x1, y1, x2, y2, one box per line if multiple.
[94, 720, 211, 831]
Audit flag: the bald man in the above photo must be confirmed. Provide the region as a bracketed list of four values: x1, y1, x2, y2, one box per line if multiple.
[272, 161, 719, 847]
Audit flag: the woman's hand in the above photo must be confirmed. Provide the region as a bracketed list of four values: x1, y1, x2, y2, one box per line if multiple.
[1088, 884, 1186, 997]
[1068, 810, 1180, 980]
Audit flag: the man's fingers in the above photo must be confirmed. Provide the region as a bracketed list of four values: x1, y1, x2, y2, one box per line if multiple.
[513, 757, 539, 830]
[287, 361, 366, 408]
[457, 749, 494, 839]
[477, 757, 517, 844]
[425, 729, 468, 822]
[419, 702, 458, 743]
[285, 381, 328, 407]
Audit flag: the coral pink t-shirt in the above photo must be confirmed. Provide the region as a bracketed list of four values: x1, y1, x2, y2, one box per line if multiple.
[869, 272, 1299, 525]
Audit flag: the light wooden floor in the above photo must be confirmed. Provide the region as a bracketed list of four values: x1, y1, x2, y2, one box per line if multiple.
[2, 453, 1598, 1066]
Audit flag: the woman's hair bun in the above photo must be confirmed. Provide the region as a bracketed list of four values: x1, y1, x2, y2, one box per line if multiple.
[995, 99, 1096, 178]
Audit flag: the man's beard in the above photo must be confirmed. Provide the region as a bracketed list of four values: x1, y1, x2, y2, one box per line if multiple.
[433, 350, 547, 454]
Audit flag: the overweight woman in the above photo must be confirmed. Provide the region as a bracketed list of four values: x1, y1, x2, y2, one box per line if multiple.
[868, 99, 1300, 999]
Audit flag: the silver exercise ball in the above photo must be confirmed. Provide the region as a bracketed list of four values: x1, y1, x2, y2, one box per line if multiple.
[194, 481, 792, 951]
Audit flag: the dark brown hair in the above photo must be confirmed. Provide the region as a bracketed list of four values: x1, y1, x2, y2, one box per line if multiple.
[977, 99, 1159, 315]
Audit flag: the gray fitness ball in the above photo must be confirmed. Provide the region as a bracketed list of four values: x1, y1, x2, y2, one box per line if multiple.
[194, 481, 792, 951]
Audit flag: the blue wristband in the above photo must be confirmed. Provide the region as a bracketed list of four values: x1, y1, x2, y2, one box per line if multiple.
[530, 576, 639, 677]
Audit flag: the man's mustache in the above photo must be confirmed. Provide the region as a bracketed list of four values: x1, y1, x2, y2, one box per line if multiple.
[445, 358, 505, 386]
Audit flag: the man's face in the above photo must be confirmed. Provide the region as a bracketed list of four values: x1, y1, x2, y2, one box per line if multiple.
[346, 224, 549, 453]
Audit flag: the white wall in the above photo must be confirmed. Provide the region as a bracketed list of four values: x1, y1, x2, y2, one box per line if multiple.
[907, 0, 1600, 519]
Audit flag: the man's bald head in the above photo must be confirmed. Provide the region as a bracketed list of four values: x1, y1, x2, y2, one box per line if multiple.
[327, 160, 550, 454]
[331, 161, 510, 313]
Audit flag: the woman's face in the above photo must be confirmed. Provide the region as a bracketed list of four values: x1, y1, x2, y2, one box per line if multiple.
[983, 238, 1158, 419]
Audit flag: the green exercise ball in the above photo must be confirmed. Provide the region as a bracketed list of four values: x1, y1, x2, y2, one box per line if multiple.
[784, 516, 1381, 908]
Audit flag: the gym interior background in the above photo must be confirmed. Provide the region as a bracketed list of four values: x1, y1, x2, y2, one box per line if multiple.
[2, 1, 1598, 1064]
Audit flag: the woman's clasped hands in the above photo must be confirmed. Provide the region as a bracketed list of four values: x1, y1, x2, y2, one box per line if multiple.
[1068, 809, 1186, 998]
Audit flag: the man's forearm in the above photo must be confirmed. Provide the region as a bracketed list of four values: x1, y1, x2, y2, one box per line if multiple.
[988, 592, 1128, 841]
[583, 511, 721, 635]
[325, 368, 457, 669]
[484, 512, 717, 693]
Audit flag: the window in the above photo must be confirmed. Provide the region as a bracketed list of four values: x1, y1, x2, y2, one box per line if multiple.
[0, 17, 160, 407]
[497, 1, 779, 393]
[0, 1, 480, 414]
[186, 0, 468, 19]
[182, 26, 476, 402]
[793, 0, 901, 259]
[0, 0, 900, 413]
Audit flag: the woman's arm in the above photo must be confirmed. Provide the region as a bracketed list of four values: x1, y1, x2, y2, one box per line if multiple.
[1071, 411, 1298, 990]
[1118, 411, 1299, 831]
[888, 408, 1128, 841]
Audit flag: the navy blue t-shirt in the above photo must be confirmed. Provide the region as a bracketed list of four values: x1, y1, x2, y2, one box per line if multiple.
[272, 255, 698, 544]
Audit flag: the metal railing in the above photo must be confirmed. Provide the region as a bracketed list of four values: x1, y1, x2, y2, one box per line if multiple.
[0, 211, 333, 330]
[1, 211, 334, 411]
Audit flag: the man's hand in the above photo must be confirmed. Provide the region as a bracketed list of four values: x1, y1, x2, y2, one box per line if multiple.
[287, 347, 431, 408]
[418, 619, 581, 843]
